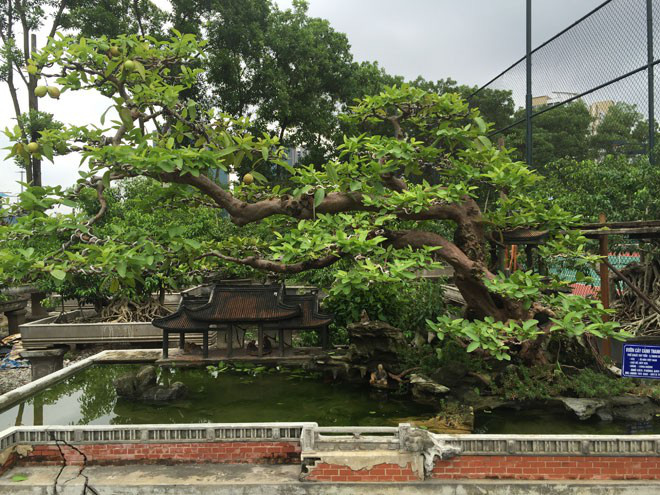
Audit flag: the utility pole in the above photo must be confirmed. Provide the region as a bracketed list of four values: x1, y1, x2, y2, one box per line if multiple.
[648, 0, 655, 165]
[525, 0, 533, 166]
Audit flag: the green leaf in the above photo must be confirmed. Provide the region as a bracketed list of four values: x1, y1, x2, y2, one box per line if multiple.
[474, 116, 487, 133]
[117, 262, 127, 278]
[326, 163, 338, 182]
[314, 188, 325, 207]
[41, 144, 54, 162]
[119, 107, 134, 128]
[11, 474, 28, 482]
[184, 239, 201, 249]
[50, 269, 66, 281]
[250, 170, 267, 182]
[100, 105, 113, 125]
[466, 341, 480, 353]
[133, 60, 146, 80]
[477, 135, 491, 148]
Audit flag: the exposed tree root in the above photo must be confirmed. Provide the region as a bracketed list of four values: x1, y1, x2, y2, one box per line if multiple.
[613, 255, 660, 336]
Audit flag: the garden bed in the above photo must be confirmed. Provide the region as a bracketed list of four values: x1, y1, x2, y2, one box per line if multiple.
[19, 309, 217, 350]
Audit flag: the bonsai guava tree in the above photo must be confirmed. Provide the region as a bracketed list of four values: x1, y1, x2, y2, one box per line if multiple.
[1, 32, 628, 359]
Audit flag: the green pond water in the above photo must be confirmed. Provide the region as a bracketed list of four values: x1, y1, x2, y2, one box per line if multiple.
[0, 364, 436, 430]
[474, 408, 660, 435]
[1, 364, 659, 435]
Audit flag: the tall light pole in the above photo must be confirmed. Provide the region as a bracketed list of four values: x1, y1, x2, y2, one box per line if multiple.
[525, 0, 533, 166]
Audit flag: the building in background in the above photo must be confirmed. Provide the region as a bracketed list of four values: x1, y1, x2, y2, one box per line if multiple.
[285, 147, 308, 168]
[588, 100, 615, 133]
[531, 92, 578, 108]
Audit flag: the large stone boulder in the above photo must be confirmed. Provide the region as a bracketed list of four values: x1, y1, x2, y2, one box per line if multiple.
[113, 365, 188, 402]
[409, 374, 450, 405]
[140, 381, 188, 402]
[135, 365, 157, 390]
[346, 317, 407, 369]
[113, 373, 139, 398]
[557, 396, 660, 422]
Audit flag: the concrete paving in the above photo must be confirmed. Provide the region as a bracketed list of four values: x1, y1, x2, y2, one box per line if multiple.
[1, 464, 659, 495]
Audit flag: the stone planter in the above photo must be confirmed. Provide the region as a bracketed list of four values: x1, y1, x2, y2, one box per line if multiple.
[20, 309, 219, 350]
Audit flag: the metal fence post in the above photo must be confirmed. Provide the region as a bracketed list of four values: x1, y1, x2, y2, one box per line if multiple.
[525, 0, 533, 166]
[599, 213, 612, 359]
[648, 0, 655, 165]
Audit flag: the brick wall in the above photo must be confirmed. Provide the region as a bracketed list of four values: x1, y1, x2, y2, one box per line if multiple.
[0, 451, 17, 476]
[304, 462, 420, 482]
[17, 442, 300, 467]
[432, 455, 660, 481]
[304, 455, 660, 482]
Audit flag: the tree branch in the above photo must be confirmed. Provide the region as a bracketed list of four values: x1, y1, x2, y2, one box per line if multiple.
[47, 0, 68, 41]
[157, 171, 470, 227]
[197, 251, 343, 274]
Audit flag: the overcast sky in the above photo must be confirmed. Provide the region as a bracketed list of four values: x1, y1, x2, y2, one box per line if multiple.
[0, 0, 604, 197]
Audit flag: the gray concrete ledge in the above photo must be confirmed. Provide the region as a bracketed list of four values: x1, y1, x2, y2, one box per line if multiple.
[0, 423, 313, 451]
[0, 352, 97, 413]
[1, 465, 659, 495]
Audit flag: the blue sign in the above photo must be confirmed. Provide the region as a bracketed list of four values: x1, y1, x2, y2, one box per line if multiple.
[622, 344, 660, 379]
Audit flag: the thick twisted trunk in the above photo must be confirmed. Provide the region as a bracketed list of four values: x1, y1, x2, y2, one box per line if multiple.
[154, 171, 546, 324]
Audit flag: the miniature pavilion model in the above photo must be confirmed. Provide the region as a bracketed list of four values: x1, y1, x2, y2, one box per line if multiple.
[153, 284, 332, 358]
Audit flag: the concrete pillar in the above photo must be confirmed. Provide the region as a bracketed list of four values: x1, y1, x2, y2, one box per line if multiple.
[28, 292, 49, 321]
[6, 308, 27, 335]
[20, 348, 66, 381]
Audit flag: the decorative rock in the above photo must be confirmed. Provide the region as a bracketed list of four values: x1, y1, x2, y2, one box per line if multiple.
[346, 317, 407, 368]
[609, 396, 657, 422]
[113, 365, 188, 402]
[135, 365, 157, 391]
[558, 397, 607, 420]
[141, 381, 188, 402]
[409, 374, 450, 404]
[113, 373, 138, 398]
[558, 396, 660, 422]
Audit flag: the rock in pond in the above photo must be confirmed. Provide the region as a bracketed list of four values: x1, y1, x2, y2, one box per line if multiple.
[346, 315, 407, 368]
[113, 365, 188, 402]
[409, 374, 450, 405]
[557, 396, 660, 422]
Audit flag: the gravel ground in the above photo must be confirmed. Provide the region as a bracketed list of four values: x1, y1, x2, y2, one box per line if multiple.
[0, 336, 110, 395]
[0, 367, 31, 395]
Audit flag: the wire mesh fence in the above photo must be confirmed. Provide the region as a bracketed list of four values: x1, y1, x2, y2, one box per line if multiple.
[470, 0, 659, 168]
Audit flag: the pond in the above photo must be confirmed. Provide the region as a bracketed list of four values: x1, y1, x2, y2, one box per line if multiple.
[0, 364, 436, 430]
[475, 407, 660, 435]
[1, 364, 659, 434]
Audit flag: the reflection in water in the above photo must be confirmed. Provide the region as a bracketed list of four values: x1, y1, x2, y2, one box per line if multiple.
[0, 365, 434, 430]
[2, 364, 660, 435]
[33, 396, 43, 426]
[474, 407, 660, 435]
[14, 402, 24, 427]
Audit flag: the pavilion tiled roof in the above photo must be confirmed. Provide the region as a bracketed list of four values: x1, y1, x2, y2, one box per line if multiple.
[188, 285, 300, 323]
[264, 294, 332, 330]
[152, 308, 210, 331]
